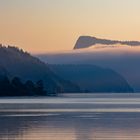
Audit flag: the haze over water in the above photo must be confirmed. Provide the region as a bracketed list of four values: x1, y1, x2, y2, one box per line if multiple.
[0, 93, 140, 140]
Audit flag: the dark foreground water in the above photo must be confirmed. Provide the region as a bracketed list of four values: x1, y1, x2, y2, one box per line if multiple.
[1, 94, 140, 140]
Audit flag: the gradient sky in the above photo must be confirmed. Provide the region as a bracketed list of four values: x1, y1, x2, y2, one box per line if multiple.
[0, 0, 140, 54]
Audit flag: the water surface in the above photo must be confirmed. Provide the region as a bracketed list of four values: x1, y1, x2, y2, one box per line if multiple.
[0, 93, 140, 140]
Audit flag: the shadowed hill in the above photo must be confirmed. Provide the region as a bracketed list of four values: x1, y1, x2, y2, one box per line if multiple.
[50, 64, 133, 93]
[0, 45, 81, 94]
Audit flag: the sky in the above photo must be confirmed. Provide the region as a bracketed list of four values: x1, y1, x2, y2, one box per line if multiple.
[0, 0, 140, 54]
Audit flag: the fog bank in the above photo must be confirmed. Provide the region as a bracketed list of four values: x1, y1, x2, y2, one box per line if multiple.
[37, 46, 140, 92]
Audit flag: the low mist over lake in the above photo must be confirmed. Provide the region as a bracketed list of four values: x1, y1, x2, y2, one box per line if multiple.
[38, 45, 140, 92]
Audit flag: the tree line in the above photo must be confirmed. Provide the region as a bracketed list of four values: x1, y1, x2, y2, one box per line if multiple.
[0, 76, 48, 96]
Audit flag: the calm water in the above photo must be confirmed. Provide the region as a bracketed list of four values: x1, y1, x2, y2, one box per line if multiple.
[1, 93, 140, 140]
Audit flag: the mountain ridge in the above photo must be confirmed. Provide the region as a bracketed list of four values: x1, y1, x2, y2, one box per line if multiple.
[74, 36, 140, 49]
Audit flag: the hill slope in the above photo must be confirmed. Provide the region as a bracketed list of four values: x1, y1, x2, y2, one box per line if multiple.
[50, 64, 133, 93]
[0, 45, 80, 94]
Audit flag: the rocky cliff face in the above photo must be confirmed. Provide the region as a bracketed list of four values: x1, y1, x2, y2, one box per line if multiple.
[74, 36, 140, 49]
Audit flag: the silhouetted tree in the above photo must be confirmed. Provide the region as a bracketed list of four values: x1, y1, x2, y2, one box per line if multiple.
[24, 80, 36, 96]
[35, 80, 46, 96]
[0, 75, 59, 96]
[0, 76, 11, 96]
[11, 77, 26, 96]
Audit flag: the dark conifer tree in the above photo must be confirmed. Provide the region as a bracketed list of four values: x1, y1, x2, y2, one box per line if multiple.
[24, 80, 35, 96]
[35, 80, 46, 96]
[11, 77, 26, 96]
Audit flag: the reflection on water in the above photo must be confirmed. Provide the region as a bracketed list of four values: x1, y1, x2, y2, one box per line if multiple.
[0, 94, 140, 140]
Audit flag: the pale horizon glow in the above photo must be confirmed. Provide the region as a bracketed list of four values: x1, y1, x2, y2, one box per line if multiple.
[0, 0, 140, 54]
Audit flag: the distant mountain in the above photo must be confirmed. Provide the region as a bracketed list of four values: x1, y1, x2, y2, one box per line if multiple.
[0, 45, 81, 95]
[50, 64, 133, 93]
[74, 36, 140, 49]
[38, 46, 140, 92]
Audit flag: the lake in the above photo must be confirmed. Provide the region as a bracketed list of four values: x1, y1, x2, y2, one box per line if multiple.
[0, 93, 140, 140]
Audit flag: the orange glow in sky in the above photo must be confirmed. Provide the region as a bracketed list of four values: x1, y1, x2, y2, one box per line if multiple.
[0, 0, 140, 54]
